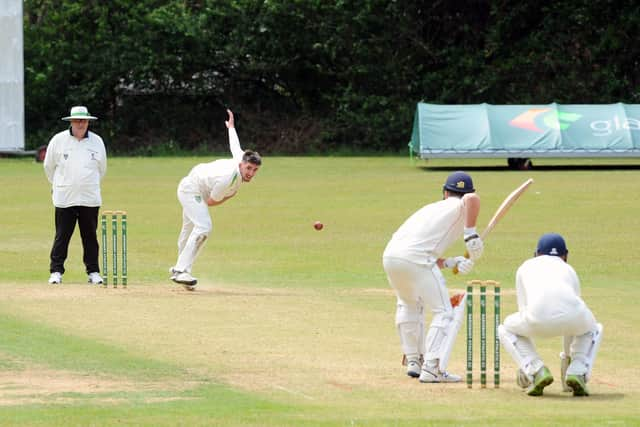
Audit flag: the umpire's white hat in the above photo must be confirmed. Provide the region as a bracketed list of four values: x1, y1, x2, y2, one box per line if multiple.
[62, 106, 98, 121]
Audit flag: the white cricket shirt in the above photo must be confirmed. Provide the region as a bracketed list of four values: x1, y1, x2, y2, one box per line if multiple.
[178, 128, 245, 201]
[383, 197, 465, 264]
[515, 255, 584, 322]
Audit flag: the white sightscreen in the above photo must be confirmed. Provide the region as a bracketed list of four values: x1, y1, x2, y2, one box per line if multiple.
[0, 0, 25, 151]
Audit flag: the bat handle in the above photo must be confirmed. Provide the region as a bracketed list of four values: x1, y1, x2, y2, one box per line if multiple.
[451, 250, 470, 275]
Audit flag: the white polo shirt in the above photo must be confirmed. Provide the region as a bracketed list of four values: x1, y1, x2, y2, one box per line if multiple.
[43, 129, 107, 208]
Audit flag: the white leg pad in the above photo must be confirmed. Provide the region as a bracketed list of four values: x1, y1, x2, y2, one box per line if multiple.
[437, 293, 467, 371]
[567, 323, 603, 381]
[397, 321, 425, 359]
[424, 313, 449, 362]
[498, 325, 543, 377]
[396, 303, 425, 358]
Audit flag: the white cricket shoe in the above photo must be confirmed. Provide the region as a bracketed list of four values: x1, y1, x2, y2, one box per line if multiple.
[406, 359, 421, 378]
[48, 272, 62, 285]
[419, 367, 462, 383]
[169, 266, 179, 280]
[172, 272, 197, 290]
[87, 272, 103, 285]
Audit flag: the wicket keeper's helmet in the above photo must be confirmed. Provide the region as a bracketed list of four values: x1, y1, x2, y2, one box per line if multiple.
[536, 233, 568, 257]
[443, 171, 475, 194]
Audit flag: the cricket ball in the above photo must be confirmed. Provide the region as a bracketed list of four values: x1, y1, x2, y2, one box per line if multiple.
[314, 221, 324, 231]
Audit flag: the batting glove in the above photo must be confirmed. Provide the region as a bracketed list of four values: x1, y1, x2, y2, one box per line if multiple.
[443, 256, 474, 274]
[443, 257, 460, 269]
[465, 235, 484, 260]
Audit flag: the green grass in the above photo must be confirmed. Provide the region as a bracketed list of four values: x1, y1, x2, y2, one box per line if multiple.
[0, 156, 639, 426]
[0, 313, 177, 378]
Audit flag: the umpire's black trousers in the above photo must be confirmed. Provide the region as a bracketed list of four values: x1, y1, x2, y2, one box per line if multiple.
[49, 206, 100, 274]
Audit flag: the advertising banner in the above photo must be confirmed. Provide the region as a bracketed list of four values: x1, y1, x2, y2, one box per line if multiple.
[411, 103, 640, 158]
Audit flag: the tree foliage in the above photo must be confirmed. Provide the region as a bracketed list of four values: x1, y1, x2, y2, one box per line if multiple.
[23, 0, 640, 153]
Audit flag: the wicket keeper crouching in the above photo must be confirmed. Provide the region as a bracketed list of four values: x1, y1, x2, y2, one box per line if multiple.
[499, 233, 603, 397]
[383, 171, 483, 383]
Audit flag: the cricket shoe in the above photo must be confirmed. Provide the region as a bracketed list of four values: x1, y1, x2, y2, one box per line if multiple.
[48, 272, 62, 285]
[169, 266, 179, 280]
[172, 272, 197, 290]
[419, 367, 462, 383]
[406, 359, 421, 378]
[565, 374, 589, 397]
[87, 272, 103, 285]
[526, 366, 554, 396]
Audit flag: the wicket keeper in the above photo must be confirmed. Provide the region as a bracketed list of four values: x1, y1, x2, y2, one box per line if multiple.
[499, 233, 603, 396]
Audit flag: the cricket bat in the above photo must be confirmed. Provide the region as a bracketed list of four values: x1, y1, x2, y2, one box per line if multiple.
[453, 178, 534, 274]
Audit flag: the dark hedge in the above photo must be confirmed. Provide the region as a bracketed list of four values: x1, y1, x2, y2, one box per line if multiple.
[24, 0, 640, 154]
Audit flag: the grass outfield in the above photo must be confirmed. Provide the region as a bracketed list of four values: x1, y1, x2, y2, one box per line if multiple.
[0, 156, 638, 426]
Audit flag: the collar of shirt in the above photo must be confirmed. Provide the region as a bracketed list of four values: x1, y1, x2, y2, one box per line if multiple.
[68, 127, 89, 139]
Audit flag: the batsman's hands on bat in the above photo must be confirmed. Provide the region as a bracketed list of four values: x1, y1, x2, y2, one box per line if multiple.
[465, 235, 484, 260]
[443, 256, 474, 274]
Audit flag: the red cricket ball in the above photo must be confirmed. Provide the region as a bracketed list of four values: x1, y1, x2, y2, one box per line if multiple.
[314, 221, 324, 231]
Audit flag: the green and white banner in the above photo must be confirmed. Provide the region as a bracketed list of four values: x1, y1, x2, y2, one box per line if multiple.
[411, 103, 640, 158]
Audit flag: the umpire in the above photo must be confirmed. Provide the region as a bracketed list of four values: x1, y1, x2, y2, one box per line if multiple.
[43, 106, 107, 285]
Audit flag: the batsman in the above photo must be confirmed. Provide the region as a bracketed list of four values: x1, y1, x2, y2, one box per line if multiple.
[499, 233, 603, 396]
[383, 171, 483, 382]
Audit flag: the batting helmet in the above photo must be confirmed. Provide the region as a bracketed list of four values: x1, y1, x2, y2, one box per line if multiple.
[536, 233, 568, 257]
[443, 171, 475, 194]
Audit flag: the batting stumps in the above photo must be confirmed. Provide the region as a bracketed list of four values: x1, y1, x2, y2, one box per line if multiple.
[100, 210, 127, 288]
[466, 279, 500, 388]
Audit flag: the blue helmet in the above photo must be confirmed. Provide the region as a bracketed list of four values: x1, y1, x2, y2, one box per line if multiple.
[536, 233, 568, 257]
[443, 171, 475, 194]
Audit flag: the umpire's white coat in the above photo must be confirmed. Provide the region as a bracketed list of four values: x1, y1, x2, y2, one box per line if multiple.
[43, 129, 107, 208]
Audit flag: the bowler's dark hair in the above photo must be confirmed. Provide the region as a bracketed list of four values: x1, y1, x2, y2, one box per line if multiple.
[243, 150, 262, 165]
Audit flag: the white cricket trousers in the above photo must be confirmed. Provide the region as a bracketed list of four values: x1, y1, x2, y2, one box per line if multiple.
[503, 304, 597, 338]
[382, 257, 453, 364]
[501, 304, 598, 377]
[175, 184, 212, 273]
